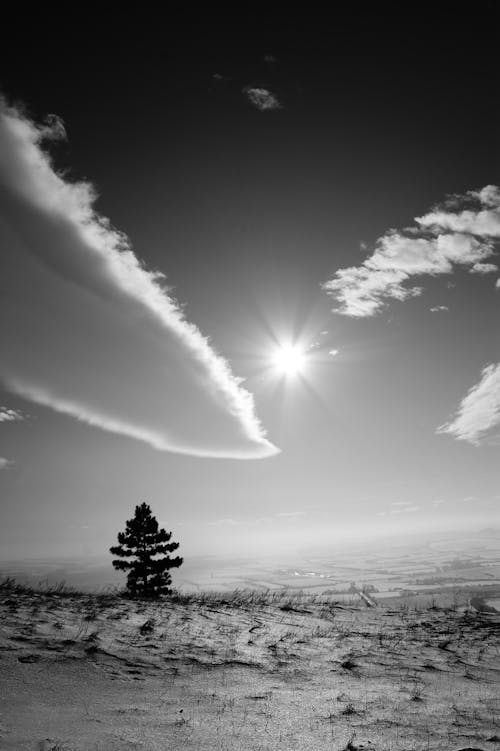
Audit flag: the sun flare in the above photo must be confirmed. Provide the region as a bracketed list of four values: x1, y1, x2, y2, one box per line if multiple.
[271, 344, 306, 376]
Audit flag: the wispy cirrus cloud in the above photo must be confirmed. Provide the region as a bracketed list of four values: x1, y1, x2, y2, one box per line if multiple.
[242, 87, 282, 111]
[207, 518, 240, 527]
[438, 363, 500, 445]
[377, 503, 419, 516]
[0, 100, 278, 459]
[322, 186, 499, 317]
[275, 511, 307, 522]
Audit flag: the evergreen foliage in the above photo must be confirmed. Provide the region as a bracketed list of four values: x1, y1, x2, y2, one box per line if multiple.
[110, 502, 183, 597]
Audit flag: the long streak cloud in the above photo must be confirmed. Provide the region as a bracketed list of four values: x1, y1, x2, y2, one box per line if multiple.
[0, 101, 278, 459]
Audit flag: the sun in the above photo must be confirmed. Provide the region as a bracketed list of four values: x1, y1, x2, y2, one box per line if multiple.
[271, 343, 306, 376]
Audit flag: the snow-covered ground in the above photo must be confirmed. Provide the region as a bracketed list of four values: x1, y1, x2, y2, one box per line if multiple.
[1, 583, 499, 750]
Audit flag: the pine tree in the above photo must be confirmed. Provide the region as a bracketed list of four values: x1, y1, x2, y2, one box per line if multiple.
[110, 503, 183, 597]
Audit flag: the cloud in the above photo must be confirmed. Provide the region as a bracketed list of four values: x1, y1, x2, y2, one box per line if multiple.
[437, 363, 500, 445]
[429, 305, 449, 313]
[323, 186, 499, 317]
[275, 511, 307, 522]
[242, 87, 282, 111]
[470, 262, 498, 274]
[0, 100, 278, 460]
[390, 504, 419, 514]
[377, 503, 419, 516]
[0, 458, 11, 470]
[0, 407, 24, 422]
[416, 185, 500, 237]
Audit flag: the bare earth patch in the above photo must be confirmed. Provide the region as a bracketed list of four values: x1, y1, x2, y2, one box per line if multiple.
[0, 586, 499, 750]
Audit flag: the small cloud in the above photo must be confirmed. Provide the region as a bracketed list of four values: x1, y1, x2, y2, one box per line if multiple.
[416, 185, 500, 236]
[263, 55, 278, 63]
[328, 349, 339, 357]
[463, 496, 475, 503]
[42, 113, 66, 140]
[429, 305, 449, 313]
[496, 279, 500, 289]
[0, 407, 24, 422]
[432, 499, 446, 506]
[322, 185, 499, 317]
[242, 87, 282, 111]
[470, 262, 498, 274]
[0, 457, 12, 470]
[275, 511, 307, 523]
[389, 502, 419, 514]
[212, 73, 230, 82]
[208, 518, 240, 527]
[437, 363, 500, 445]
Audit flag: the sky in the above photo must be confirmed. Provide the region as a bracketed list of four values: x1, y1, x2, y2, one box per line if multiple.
[0, 7, 499, 562]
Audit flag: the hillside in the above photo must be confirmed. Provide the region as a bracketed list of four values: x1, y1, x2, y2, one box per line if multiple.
[0, 581, 499, 750]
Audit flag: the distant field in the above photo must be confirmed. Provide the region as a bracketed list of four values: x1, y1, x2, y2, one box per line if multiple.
[1, 530, 499, 612]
